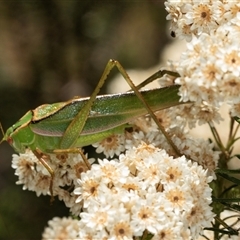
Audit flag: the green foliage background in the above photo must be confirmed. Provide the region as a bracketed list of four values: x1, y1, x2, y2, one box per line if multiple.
[0, 1, 170, 239]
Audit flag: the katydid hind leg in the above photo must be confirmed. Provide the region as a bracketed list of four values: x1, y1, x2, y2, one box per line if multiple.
[60, 60, 118, 150]
[60, 59, 181, 155]
[111, 60, 181, 156]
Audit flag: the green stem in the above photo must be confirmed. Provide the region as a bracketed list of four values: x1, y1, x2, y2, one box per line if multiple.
[226, 118, 240, 151]
[209, 123, 226, 157]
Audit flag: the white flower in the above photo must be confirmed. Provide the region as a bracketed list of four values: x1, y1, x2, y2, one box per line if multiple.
[80, 202, 114, 231]
[184, 200, 215, 238]
[42, 217, 79, 240]
[74, 174, 103, 208]
[151, 222, 184, 240]
[131, 199, 161, 235]
[163, 182, 194, 214]
[184, 2, 219, 35]
[230, 103, 240, 117]
[216, 42, 240, 76]
[97, 158, 129, 184]
[92, 133, 126, 158]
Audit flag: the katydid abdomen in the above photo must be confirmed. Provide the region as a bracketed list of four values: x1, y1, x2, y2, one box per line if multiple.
[3, 85, 181, 154]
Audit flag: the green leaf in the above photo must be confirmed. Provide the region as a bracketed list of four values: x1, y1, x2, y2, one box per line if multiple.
[217, 172, 240, 185]
[233, 116, 240, 124]
[213, 197, 240, 203]
[216, 168, 240, 174]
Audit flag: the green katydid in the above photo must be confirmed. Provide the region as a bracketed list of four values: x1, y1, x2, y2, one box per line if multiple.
[1, 60, 183, 196]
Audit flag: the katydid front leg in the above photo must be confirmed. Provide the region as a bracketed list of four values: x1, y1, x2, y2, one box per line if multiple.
[60, 60, 117, 150]
[33, 149, 55, 202]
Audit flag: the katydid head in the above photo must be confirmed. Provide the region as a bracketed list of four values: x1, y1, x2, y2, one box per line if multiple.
[1, 111, 34, 153]
[1, 124, 26, 153]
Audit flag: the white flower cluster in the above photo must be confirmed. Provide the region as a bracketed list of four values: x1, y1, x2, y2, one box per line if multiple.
[12, 150, 94, 215]
[176, 27, 240, 106]
[165, 1, 240, 41]
[162, 1, 240, 128]
[41, 143, 214, 239]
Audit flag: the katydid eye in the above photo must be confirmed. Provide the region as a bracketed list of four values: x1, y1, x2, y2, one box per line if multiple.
[7, 136, 13, 145]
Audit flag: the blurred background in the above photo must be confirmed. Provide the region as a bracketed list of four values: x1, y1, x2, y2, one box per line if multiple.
[0, 0, 173, 238]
